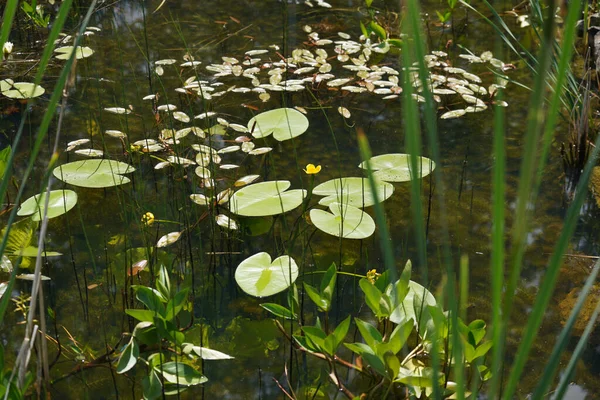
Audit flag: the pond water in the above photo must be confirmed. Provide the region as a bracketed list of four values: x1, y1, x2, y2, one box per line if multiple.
[1, 0, 600, 398]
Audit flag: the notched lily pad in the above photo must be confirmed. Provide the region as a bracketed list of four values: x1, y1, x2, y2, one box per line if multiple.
[359, 154, 435, 182]
[1, 80, 45, 99]
[229, 181, 306, 216]
[53, 159, 135, 188]
[313, 177, 393, 208]
[54, 46, 95, 60]
[17, 190, 77, 221]
[310, 202, 375, 239]
[248, 108, 309, 141]
[235, 252, 298, 297]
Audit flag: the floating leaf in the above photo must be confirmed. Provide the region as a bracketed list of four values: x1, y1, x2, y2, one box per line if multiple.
[313, 177, 393, 208]
[229, 181, 305, 216]
[0, 80, 45, 99]
[359, 154, 435, 182]
[53, 159, 135, 188]
[310, 203, 375, 239]
[17, 190, 77, 221]
[156, 232, 182, 248]
[440, 109, 466, 119]
[248, 108, 309, 141]
[216, 214, 238, 230]
[54, 46, 94, 60]
[235, 252, 298, 297]
[104, 107, 131, 115]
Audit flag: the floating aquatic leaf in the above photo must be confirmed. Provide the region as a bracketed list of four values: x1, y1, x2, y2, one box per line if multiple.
[216, 214, 238, 230]
[338, 107, 351, 118]
[167, 156, 195, 166]
[235, 175, 260, 187]
[241, 142, 255, 153]
[220, 164, 239, 170]
[67, 139, 90, 148]
[156, 232, 182, 248]
[0, 80, 45, 99]
[248, 108, 309, 142]
[172, 111, 190, 122]
[17, 274, 51, 281]
[248, 147, 272, 155]
[154, 161, 170, 170]
[440, 109, 467, 119]
[229, 123, 248, 133]
[218, 145, 240, 154]
[359, 153, 435, 182]
[194, 166, 211, 178]
[17, 190, 77, 221]
[313, 177, 393, 208]
[229, 181, 305, 216]
[190, 194, 211, 205]
[310, 202, 375, 239]
[235, 252, 298, 297]
[155, 59, 177, 65]
[74, 149, 104, 157]
[54, 46, 94, 60]
[53, 159, 135, 188]
[105, 130, 126, 138]
[157, 104, 177, 112]
[104, 107, 131, 115]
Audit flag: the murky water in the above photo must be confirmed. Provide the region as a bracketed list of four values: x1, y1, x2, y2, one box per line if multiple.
[1, 0, 599, 398]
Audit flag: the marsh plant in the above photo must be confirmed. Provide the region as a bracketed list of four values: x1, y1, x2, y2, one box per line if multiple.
[0, 0, 599, 398]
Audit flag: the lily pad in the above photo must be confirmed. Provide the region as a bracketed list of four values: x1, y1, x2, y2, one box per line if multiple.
[17, 190, 77, 221]
[310, 202, 375, 239]
[313, 177, 394, 208]
[1, 80, 45, 99]
[248, 108, 309, 141]
[53, 159, 135, 188]
[229, 181, 306, 217]
[359, 154, 435, 182]
[235, 252, 298, 297]
[54, 46, 95, 60]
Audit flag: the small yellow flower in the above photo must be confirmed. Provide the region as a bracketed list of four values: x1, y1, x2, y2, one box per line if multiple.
[366, 269, 380, 284]
[304, 164, 321, 175]
[141, 212, 155, 226]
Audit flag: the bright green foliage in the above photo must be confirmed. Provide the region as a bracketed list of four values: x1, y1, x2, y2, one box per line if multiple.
[303, 263, 337, 312]
[234, 252, 299, 297]
[17, 190, 77, 221]
[229, 181, 306, 217]
[312, 177, 394, 208]
[0, 80, 45, 99]
[310, 202, 375, 239]
[248, 108, 309, 141]
[53, 159, 135, 188]
[119, 266, 231, 398]
[358, 153, 435, 182]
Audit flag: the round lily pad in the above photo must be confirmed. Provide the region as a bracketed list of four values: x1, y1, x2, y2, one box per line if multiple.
[17, 190, 77, 221]
[229, 181, 306, 217]
[54, 46, 95, 60]
[1, 80, 45, 99]
[359, 154, 435, 182]
[248, 108, 309, 141]
[313, 177, 394, 208]
[235, 252, 298, 297]
[310, 202, 375, 239]
[53, 159, 135, 188]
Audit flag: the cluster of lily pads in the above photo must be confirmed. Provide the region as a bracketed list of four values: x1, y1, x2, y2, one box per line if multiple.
[0, 27, 98, 100]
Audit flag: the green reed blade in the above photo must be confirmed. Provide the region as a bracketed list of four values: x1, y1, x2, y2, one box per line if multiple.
[553, 297, 600, 399]
[531, 258, 600, 399]
[502, 117, 600, 400]
[357, 131, 395, 281]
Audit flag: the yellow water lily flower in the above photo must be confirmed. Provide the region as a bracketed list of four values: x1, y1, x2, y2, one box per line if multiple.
[304, 164, 321, 175]
[141, 212, 155, 226]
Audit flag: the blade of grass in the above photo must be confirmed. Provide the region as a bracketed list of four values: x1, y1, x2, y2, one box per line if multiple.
[0, 0, 18, 57]
[531, 258, 600, 399]
[502, 116, 600, 400]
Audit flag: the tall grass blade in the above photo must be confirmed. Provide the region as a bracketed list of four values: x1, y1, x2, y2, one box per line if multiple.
[502, 123, 600, 400]
[532, 259, 600, 398]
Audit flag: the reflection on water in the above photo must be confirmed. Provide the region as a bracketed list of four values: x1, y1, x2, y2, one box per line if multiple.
[1, 0, 600, 398]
